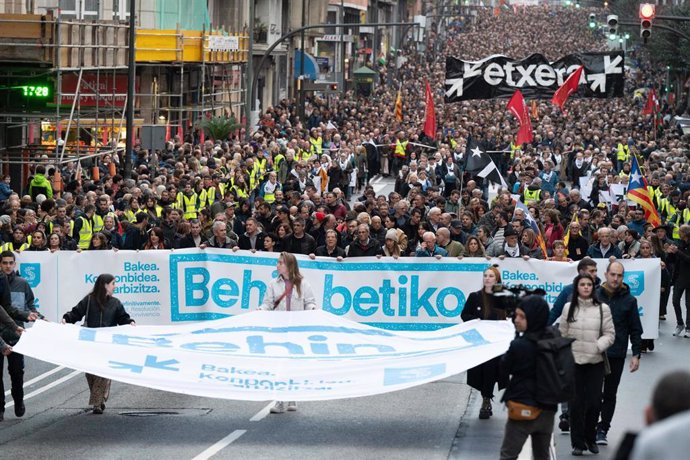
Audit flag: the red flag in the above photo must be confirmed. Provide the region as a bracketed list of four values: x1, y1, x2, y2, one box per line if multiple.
[423, 80, 436, 139]
[507, 90, 533, 145]
[642, 89, 659, 115]
[552, 65, 584, 112]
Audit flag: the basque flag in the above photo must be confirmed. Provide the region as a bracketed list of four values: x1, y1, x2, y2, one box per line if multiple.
[627, 156, 661, 227]
[465, 142, 508, 188]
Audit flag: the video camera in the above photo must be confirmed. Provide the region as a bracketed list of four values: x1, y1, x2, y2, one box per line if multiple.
[490, 284, 547, 317]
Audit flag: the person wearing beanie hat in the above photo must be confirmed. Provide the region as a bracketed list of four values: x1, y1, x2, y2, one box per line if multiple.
[499, 295, 560, 459]
[461, 265, 509, 420]
[382, 228, 402, 258]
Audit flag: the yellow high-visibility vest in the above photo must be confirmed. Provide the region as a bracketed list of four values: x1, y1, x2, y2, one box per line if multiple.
[523, 188, 541, 202]
[182, 193, 198, 220]
[394, 139, 408, 158]
[77, 215, 92, 250]
[617, 143, 630, 162]
[309, 137, 323, 156]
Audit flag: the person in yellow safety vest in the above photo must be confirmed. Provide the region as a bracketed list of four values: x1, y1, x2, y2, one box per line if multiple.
[260, 171, 281, 204]
[616, 140, 630, 171]
[647, 176, 662, 209]
[309, 128, 323, 157]
[393, 133, 408, 160]
[231, 174, 250, 200]
[670, 208, 690, 239]
[619, 162, 631, 179]
[198, 176, 217, 210]
[1, 226, 31, 252]
[179, 182, 199, 220]
[143, 195, 164, 219]
[522, 178, 542, 203]
[253, 154, 268, 183]
[71, 204, 95, 250]
[92, 195, 114, 232]
[510, 141, 521, 160]
[273, 151, 285, 172]
[123, 197, 146, 223]
[660, 191, 681, 222]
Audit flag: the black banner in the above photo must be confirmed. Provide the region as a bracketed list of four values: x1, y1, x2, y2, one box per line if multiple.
[444, 52, 625, 103]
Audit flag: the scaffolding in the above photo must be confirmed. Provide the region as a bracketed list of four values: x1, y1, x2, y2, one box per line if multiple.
[0, 10, 248, 178]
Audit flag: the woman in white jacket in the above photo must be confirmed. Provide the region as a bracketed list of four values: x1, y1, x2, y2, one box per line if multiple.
[559, 273, 615, 456]
[260, 252, 317, 413]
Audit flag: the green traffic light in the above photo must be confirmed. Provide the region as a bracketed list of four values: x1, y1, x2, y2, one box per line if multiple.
[589, 22, 596, 28]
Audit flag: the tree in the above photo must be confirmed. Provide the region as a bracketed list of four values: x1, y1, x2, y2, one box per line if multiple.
[198, 115, 240, 142]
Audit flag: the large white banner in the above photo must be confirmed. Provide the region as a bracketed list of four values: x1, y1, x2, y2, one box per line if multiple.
[16, 250, 661, 338]
[14, 311, 515, 401]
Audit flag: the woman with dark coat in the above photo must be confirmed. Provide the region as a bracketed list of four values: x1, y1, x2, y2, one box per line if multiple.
[499, 296, 558, 460]
[461, 265, 509, 419]
[61, 274, 135, 414]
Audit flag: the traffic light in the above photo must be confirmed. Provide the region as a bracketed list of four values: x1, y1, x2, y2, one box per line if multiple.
[607, 14, 618, 36]
[589, 13, 596, 29]
[329, 83, 338, 91]
[639, 3, 655, 40]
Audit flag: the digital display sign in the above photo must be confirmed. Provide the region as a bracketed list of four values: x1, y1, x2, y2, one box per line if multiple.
[17, 84, 51, 98]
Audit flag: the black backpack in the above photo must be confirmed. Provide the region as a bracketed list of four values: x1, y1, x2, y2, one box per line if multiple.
[531, 326, 576, 406]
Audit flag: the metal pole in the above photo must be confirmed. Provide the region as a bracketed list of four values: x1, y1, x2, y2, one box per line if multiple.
[124, 0, 136, 179]
[299, 0, 307, 121]
[245, 0, 254, 140]
[340, 0, 345, 92]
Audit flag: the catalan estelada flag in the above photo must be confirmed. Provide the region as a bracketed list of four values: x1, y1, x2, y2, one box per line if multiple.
[394, 86, 403, 122]
[514, 200, 548, 258]
[627, 155, 661, 227]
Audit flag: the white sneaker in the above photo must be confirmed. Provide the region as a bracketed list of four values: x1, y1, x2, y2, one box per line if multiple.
[287, 401, 297, 412]
[685, 328, 690, 338]
[269, 401, 286, 414]
[674, 325, 685, 336]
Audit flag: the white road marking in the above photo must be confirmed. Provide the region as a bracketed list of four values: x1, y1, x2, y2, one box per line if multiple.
[4, 370, 81, 408]
[191, 429, 247, 460]
[249, 401, 274, 422]
[4, 366, 66, 397]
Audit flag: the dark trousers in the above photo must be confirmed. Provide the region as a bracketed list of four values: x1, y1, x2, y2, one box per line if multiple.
[570, 362, 605, 449]
[672, 284, 690, 326]
[500, 409, 556, 460]
[0, 352, 25, 412]
[660, 286, 671, 317]
[598, 356, 626, 433]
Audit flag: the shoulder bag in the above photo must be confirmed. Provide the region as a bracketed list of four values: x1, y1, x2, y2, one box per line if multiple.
[599, 303, 612, 376]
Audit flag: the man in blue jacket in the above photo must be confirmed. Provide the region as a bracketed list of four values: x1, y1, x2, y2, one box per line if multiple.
[595, 261, 643, 447]
[549, 258, 600, 325]
[0, 251, 42, 421]
[586, 227, 622, 259]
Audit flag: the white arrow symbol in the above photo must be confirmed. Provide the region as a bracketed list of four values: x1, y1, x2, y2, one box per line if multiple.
[587, 73, 606, 93]
[445, 78, 464, 99]
[604, 55, 623, 74]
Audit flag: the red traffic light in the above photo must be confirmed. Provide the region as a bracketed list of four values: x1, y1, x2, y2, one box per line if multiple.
[329, 83, 338, 91]
[639, 3, 656, 20]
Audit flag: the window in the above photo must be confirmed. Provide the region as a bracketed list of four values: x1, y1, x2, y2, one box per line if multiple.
[113, 0, 130, 20]
[59, 0, 100, 20]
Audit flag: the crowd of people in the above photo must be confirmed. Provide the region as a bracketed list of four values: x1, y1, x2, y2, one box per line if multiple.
[0, 2, 689, 454]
